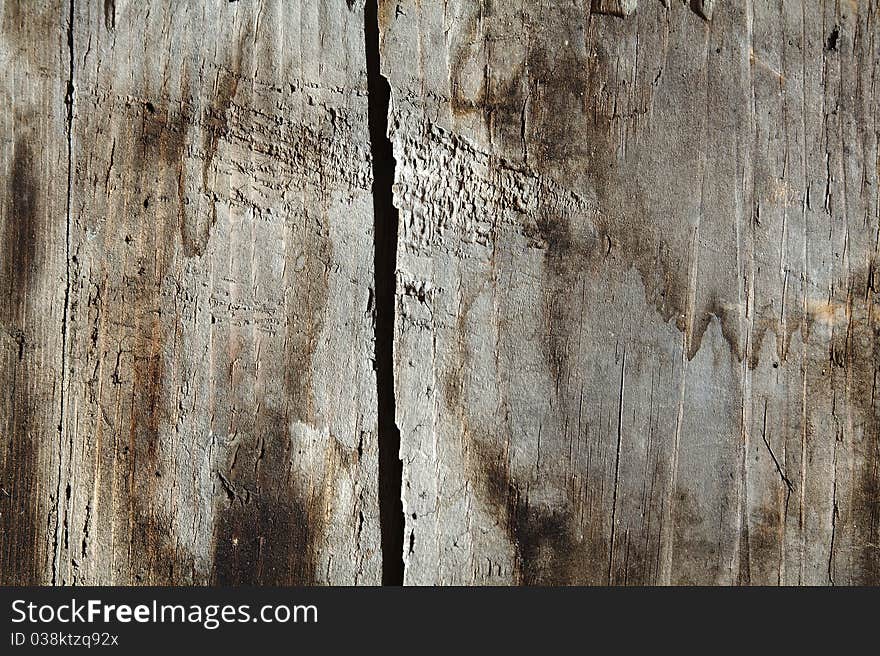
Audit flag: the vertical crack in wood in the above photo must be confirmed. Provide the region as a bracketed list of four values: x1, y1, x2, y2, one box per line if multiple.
[103, 0, 115, 31]
[365, 0, 405, 586]
[608, 346, 627, 584]
[52, 0, 76, 586]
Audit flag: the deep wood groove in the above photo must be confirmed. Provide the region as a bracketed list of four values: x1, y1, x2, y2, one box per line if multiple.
[365, 0, 405, 586]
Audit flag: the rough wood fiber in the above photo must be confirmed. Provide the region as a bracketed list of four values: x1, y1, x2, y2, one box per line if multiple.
[0, 0, 68, 585]
[592, 0, 638, 18]
[4, 0, 880, 588]
[2, 0, 380, 585]
[383, 1, 880, 584]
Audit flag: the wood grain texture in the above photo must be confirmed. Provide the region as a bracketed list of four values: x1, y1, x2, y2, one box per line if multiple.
[0, 0, 68, 585]
[383, 0, 880, 585]
[3, 0, 880, 587]
[592, 0, 639, 18]
[2, 0, 380, 585]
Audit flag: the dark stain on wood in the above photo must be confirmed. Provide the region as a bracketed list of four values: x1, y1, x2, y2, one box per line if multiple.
[213, 495, 322, 585]
[211, 410, 329, 585]
[740, 505, 785, 585]
[447, 11, 746, 364]
[447, 11, 532, 157]
[103, 0, 115, 31]
[441, 287, 476, 413]
[550, 38, 720, 359]
[440, 288, 610, 583]
[527, 210, 601, 278]
[441, 282, 610, 583]
[470, 440, 606, 585]
[0, 138, 40, 584]
[0, 357, 39, 584]
[825, 25, 841, 53]
[130, 328, 164, 474]
[3, 139, 38, 323]
[444, 4, 756, 585]
[690, 0, 714, 21]
[531, 208, 603, 387]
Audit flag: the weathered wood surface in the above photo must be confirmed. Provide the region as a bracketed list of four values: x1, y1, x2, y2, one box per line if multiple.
[3, 0, 880, 587]
[2, 0, 380, 585]
[0, 0, 68, 586]
[384, 1, 880, 584]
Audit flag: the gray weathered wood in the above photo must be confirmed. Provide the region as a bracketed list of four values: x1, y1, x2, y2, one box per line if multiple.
[2, 0, 380, 585]
[3, 0, 880, 587]
[0, 0, 68, 585]
[384, 0, 880, 584]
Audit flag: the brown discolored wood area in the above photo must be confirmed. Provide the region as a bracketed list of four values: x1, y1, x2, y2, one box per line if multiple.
[2, 0, 880, 586]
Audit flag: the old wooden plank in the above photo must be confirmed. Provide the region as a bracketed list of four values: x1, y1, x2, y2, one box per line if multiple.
[0, 0, 69, 585]
[4, 0, 879, 588]
[383, 1, 880, 584]
[39, 0, 380, 585]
